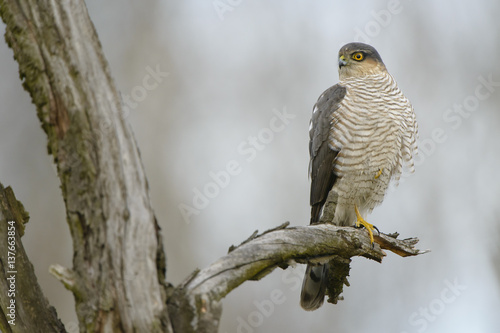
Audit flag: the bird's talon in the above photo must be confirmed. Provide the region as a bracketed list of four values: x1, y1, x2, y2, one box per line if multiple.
[354, 205, 376, 245]
[375, 168, 383, 179]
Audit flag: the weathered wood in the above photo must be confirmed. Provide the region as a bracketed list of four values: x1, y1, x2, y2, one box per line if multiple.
[0, 1, 171, 332]
[0, 183, 66, 333]
[167, 223, 428, 332]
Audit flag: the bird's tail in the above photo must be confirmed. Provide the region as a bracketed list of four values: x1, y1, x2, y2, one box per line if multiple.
[300, 264, 327, 311]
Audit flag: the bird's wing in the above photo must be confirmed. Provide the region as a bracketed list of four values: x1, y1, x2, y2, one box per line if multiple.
[309, 84, 346, 224]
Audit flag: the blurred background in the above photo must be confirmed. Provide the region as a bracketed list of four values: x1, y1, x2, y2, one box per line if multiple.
[1, 0, 499, 332]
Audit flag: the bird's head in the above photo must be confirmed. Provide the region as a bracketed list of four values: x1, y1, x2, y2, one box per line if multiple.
[338, 42, 386, 80]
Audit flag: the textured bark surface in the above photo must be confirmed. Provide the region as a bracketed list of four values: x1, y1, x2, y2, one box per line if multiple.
[0, 0, 171, 332]
[0, 184, 66, 333]
[167, 222, 428, 333]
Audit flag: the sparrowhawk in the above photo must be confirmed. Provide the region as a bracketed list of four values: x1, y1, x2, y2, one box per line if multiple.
[300, 42, 418, 311]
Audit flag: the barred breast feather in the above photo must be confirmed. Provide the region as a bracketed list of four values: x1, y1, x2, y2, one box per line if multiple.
[321, 72, 418, 226]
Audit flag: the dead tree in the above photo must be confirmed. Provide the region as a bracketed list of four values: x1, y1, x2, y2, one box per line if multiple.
[0, 1, 428, 332]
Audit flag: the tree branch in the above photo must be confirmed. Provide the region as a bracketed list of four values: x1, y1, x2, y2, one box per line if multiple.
[1, 1, 171, 332]
[0, 183, 66, 332]
[167, 223, 428, 332]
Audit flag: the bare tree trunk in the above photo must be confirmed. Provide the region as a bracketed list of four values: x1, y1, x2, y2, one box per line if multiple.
[0, 0, 171, 332]
[0, 184, 66, 332]
[0, 1, 428, 332]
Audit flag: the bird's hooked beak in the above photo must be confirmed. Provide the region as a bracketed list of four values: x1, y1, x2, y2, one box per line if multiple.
[338, 55, 347, 69]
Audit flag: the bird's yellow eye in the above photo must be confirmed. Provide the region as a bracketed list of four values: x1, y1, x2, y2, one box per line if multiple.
[352, 52, 364, 61]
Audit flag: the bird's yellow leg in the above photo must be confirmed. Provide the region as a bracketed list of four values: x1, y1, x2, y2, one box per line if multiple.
[374, 168, 383, 179]
[355, 205, 375, 244]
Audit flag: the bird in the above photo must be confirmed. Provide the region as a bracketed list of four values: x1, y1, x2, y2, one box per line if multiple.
[300, 42, 418, 311]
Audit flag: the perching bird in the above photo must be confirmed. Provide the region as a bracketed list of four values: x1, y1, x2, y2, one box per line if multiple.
[300, 42, 418, 311]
